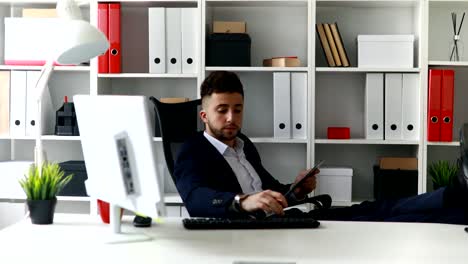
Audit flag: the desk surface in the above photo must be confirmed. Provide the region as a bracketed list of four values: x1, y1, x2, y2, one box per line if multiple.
[1, 214, 467, 264]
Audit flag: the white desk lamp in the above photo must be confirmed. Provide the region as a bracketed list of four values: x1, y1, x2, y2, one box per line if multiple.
[34, 0, 109, 171]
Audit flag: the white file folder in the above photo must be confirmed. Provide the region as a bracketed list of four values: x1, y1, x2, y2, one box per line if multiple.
[0, 71, 10, 136]
[402, 74, 420, 140]
[148, 8, 166, 73]
[166, 8, 182, 74]
[25, 71, 54, 137]
[365, 73, 384, 139]
[291, 72, 307, 139]
[273, 72, 291, 138]
[10, 71, 27, 137]
[181, 8, 197, 74]
[385, 73, 403, 140]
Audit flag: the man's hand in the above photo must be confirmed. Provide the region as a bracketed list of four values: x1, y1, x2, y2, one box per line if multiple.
[292, 169, 319, 200]
[240, 190, 288, 216]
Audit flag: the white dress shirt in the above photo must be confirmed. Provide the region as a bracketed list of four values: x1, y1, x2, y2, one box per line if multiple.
[204, 132, 263, 194]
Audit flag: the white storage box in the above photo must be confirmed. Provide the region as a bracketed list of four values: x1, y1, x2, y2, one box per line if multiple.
[316, 167, 353, 204]
[4, 18, 62, 65]
[357, 35, 414, 68]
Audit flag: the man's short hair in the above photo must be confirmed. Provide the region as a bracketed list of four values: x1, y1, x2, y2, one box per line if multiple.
[200, 71, 244, 99]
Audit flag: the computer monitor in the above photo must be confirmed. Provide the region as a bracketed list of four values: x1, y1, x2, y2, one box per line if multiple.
[74, 95, 166, 236]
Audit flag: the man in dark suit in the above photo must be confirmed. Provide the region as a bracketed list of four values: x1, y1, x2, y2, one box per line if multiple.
[174, 71, 468, 224]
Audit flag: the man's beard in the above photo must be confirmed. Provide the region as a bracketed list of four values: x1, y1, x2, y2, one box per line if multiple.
[207, 122, 239, 142]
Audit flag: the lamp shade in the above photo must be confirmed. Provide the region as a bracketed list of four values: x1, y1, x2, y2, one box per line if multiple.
[56, 20, 109, 65]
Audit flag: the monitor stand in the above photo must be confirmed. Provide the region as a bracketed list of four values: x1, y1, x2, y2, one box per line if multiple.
[102, 204, 153, 244]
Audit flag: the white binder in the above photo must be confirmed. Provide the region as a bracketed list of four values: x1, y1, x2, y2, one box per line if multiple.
[148, 8, 166, 73]
[0, 71, 10, 136]
[291, 72, 307, 139]
[402, 73, 420, 140]
[273, 72, 291, 138]
[10, 71, 27, 137]
[385, 73, 403, 140]
[365, 73, 384, 139]
[25, 71, 54, 137]
[181, 8, 197, 74]
[166, 8, 182, 74]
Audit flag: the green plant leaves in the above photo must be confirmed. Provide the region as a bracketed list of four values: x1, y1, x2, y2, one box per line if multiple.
[18, 162, 73, 200]
[429, 160, 459, 189]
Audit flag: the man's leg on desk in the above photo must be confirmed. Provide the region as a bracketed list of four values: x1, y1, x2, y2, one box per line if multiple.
[310, 187, 467, 224]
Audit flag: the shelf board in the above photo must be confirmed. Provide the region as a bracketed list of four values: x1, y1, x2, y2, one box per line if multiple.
[0, 196, 91, 202]
[41, 135, 81, 141]
[116, 0, 198, 5]
[152, 137, 307, 143]
[427, 141, 460, 146]
[206, 67, 308, 72]
[98, 73, 198, 78]
[315, 139, 419, 145]
[429, 0, 468, 9]
[251, 137, 308, 143]
[0, 65, 90, 72]
[0, 136, 81, 141]
[316, 67, 420, 73]
[206, 0, 308, 7]
[316, 0, 419, 8]
[164, 193, 183, 204]
[428, 61, 468, 67]
[0, 0, 89, 6]
[57, 196, 91, 202]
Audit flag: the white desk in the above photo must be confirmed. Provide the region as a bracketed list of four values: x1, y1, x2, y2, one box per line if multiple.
[0, 214, 467, 264]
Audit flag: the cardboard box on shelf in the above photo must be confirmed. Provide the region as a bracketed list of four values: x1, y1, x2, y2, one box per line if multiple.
[263, 57, 301, 67]
[213, 21, 246, 33]
[22, 8, 57, 18]
[379, 157, 418, 170]
[160, 97, 189, 104]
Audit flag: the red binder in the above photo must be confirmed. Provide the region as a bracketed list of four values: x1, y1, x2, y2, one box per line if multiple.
[97, 3, 109, 73]
[108, 3, 121, 73]
[440, 70, 454, 142]
[428, 69, 442, 141]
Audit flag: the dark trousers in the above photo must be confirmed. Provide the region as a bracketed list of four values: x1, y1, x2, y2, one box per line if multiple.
[313, 187, 467, 225]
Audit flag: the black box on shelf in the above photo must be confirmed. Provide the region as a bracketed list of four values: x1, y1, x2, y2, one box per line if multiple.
[206, 33, 251, 66]
[373, 165, 418, 200]
[55, 101, 79, 136]
[58, 160, 88, 197]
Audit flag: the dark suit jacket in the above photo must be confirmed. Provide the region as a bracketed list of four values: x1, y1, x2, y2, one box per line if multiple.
[174, 132, 291, 217]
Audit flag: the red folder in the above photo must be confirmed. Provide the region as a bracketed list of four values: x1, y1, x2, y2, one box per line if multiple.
[428, 69, 442, 141]
[440, 70, 454, 142]
[97, 3, 109, 73]
[108, 3, 121, 73]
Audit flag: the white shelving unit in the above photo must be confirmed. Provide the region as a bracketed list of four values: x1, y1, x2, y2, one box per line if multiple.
[424, 0, 468, 193]
[1, 0, 467, 222]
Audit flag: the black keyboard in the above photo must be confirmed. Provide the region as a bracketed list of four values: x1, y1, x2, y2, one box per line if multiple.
[182, 217, 320, 230]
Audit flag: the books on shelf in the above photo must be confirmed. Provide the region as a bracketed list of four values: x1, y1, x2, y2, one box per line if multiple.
[329, 23, 350, 67]
[316, 23, 335, 67]
[316, 22, 350, 67]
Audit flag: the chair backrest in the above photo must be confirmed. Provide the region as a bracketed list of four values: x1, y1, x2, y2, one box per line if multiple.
[149, 97, 201, 183]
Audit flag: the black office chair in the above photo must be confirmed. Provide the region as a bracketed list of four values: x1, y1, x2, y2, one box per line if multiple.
[149, 97, 202, 182]
[149, 96, 332, 212]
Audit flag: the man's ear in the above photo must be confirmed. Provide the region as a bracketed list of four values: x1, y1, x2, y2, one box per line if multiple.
[200, 109, 208, 123]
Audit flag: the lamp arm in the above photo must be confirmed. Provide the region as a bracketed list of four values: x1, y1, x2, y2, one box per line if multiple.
[34, 59, 55, 173]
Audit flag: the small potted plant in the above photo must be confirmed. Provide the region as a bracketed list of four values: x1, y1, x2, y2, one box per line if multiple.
[428, 160, 459, 190]
[19, 162, 73, 224]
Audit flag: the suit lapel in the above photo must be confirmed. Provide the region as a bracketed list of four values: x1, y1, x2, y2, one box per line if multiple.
[199, 133, 243, 192]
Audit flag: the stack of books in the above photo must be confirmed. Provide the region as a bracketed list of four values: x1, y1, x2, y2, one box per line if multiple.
[316, 23, 350, 67]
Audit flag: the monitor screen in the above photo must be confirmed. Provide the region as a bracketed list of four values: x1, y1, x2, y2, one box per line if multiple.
[74, 95, 166, 220]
